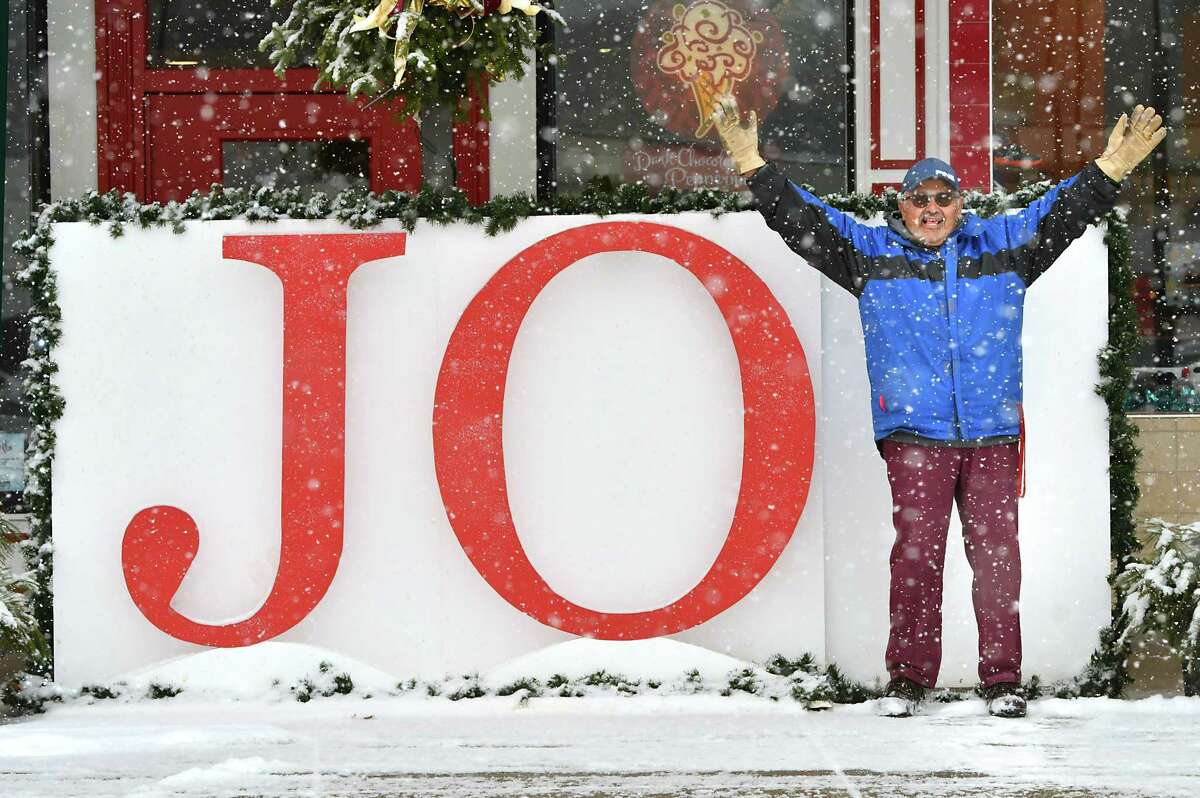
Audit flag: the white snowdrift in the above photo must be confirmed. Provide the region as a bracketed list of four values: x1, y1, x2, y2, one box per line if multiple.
[484, 637, 763, 686]
[116, 641, 399, 700]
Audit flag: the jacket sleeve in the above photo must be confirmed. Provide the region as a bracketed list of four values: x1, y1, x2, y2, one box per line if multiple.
[986, 161, 1122, 286]
[746, 162, 870, 296]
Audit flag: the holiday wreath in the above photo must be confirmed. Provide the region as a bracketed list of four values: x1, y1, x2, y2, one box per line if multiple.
[261, 0, 563, 119]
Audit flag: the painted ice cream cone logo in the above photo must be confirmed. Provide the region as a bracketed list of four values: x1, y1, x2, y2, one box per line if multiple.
[656, 1, 763, 138]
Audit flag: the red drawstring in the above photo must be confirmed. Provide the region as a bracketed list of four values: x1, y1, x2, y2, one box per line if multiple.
[1017, 402, 1026, 498]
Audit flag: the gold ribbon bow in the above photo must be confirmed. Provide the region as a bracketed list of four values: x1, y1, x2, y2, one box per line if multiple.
[350, 0, 542, 89]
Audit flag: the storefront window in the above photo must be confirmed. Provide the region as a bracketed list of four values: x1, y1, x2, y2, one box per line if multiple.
[993, 0, 1200, 413]
[148, 0, 289, 69]
[221, 140, 371, 194]
[544, 0, 849, 196]
[1, 0, 41, 509]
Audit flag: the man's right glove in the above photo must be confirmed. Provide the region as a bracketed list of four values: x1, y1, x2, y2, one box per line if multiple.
[1095, 104, 1168, 182]
[711, 94, 766, 177]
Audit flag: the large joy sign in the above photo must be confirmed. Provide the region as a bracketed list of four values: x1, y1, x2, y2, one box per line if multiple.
[52, 212, 1110, 687]
[119, 222, 816, 647]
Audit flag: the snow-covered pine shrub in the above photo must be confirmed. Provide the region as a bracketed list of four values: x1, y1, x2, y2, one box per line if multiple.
[823, 663, 882, 704]
[721, 668, 760, 697]
[762, 653, 838, 705]
[146, 682, 183, 700]
[495, 677, 543, 698]
[0, 520, 48, 665]
[0, 672, 62, 715]
[1116, 518, 1200, 695]
[446, 675, 487, 701]
[290, 660, 357, 702]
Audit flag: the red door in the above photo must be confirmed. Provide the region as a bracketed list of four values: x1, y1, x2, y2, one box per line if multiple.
[96, 1, 489, 203]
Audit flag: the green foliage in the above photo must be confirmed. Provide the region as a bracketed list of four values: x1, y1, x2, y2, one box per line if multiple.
[80, 684, 121, 700]
[290, 663, 357, 701]
[1099, 215, 1141, 572]
[763, 652, 817, 677]
[1, 673, 62, 715]
[147, 682, 183, 700]
[929, 688, 969, 703]
[261, 0, 557, 121]
[1116, 519, 1200, 695]
[581, 670, 640, 694]
[0, 521, 48, 665]
[495, 677, 543, 697]
[447, 679, 487, 701]
[721, 668, 760, 696]
[824, 664, 882, 704]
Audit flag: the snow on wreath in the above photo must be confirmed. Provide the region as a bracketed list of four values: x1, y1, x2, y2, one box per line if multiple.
[261, 0, 564, 120]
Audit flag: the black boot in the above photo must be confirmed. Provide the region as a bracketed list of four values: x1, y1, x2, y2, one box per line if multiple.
[878, 676, 926, 717]
[982, 681, 1027, 718]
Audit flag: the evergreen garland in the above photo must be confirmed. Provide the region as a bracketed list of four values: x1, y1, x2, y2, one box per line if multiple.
[260, 0, 559, 120]
[11, 178, 1138, 691]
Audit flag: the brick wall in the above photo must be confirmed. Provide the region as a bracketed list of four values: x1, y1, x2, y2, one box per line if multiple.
[1131, 415, 1200, 525]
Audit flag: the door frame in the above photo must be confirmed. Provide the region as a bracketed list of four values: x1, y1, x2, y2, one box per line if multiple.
[95, 1, 491, 203]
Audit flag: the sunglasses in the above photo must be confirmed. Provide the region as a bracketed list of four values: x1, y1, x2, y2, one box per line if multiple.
[904, 191, 960, 208]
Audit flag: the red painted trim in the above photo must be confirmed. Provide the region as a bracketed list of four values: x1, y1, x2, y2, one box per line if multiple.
[870, 0, 927, 170]
[947, 0, 991, 190]
[95, 2, 488, 201]
[142, 68, 331, 95]
[144, 94, 422, 202]
[95, 1, 147, 194]
[453, 76, 491, 204]
[871, 181, 902, 195]
[949, 63, 989, 106]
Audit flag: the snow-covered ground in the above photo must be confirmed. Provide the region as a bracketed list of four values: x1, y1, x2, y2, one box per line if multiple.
[3, 640, 1198, 797]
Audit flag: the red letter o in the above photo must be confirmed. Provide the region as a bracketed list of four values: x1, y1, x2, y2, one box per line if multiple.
[433, 221, 814, 638]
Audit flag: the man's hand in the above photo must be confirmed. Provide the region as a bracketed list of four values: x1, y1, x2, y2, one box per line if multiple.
[1095, 104, 1168, 182]
[711, 93, 766, 177]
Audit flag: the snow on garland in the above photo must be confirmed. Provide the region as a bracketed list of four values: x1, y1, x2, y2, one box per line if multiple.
[11, 654, 850, 711]
[8, 178, 1140, 697]
[1117, 518, 1200, 695]
[260, 0, 563, 119]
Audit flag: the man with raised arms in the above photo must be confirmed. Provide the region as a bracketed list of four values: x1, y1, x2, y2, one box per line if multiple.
[711, 96, 1165, 717]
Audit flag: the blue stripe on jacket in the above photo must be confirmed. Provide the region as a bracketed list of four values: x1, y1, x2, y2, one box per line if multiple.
[747, 162, 1119, 442]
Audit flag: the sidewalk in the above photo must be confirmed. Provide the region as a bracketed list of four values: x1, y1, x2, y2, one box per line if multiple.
[2, 694, 1197, 797]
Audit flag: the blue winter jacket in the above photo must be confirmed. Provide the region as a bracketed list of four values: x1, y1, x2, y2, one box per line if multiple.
[747, 161, 1120, 442]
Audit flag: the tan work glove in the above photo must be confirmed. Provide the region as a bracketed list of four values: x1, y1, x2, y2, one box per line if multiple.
[1095, 104, 1167, 182]
[711, 94, 766, 177]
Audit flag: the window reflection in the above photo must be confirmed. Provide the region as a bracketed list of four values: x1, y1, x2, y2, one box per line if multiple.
[548, 0, 848, 195]
[148, 0, 298, 69]
[221, 140, 370, 194]
[994, 0, 1200, 412]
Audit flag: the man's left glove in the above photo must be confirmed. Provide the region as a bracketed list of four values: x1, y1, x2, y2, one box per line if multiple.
[1095, 104, 1167, 182]
[711, 94, 766, 177]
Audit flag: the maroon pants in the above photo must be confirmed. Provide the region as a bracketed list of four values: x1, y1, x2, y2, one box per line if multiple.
[877, 439, 1022, 688]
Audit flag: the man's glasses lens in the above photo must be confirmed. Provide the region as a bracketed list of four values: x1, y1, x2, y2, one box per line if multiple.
[907, 191, 958, 208]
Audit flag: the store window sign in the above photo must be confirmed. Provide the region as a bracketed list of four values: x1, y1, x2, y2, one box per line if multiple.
[121, 226, 816, 648]
[629, 0, 788, 188]
[0, 433, 26, 492]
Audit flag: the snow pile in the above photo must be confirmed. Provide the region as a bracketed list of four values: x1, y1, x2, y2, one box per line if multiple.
[474, 638, 834, 703]
[105, 642, 399, 702]
[486, 637, 750, 685]
[51, 638, 840, 706]
[130, 756, 301, 796]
